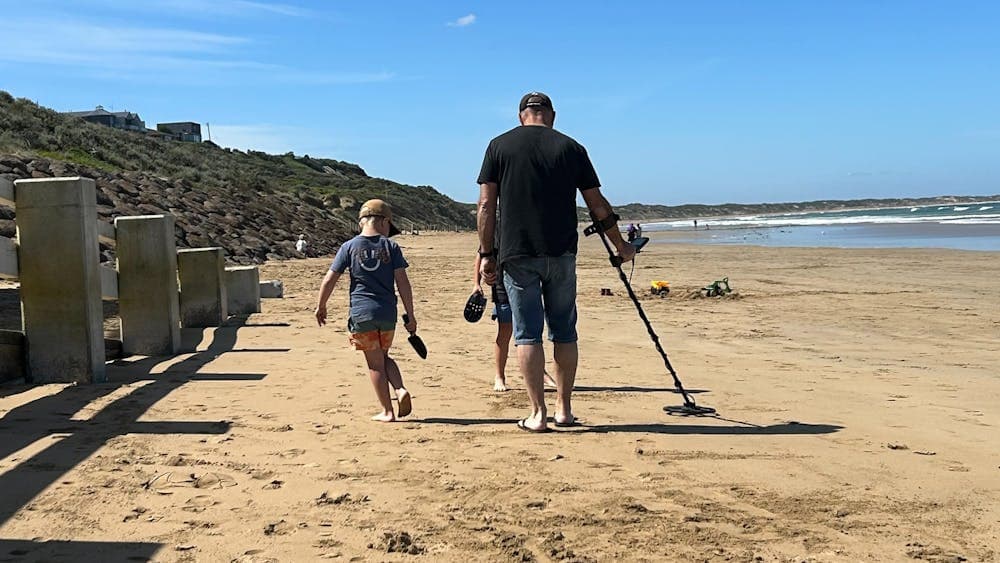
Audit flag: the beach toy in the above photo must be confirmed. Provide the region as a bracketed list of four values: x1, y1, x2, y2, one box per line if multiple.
[650, 280, 670, 295]
[701, 277, 732, 297]
[464, 290, 487, 322]
[401, 314, 427, 359]
[582, 212, 715, 416]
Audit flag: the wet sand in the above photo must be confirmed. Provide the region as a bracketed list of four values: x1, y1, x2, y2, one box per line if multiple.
[1, 231, 998, 561]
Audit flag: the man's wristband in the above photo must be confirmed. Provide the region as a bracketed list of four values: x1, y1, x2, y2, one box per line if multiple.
[478, 249, 495, 258]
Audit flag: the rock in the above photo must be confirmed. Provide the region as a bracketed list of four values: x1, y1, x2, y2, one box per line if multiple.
[0, 219, 15, 238]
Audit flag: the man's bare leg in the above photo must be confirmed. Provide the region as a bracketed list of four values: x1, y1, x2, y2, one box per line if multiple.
[363, 349, 395, 422]
[553, 341, 578, 424]
[518, 343, 547, 430]
[494, 322, 513, 391]
[384, 354, 411, 417]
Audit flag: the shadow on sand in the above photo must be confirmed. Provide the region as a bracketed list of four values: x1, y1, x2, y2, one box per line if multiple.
[417, 417, 842, 436]
[0, 315, 267, 561]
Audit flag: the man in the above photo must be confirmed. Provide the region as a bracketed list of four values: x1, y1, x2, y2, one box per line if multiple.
[477, 91, 634, 433]
[296, 234, 308, 254]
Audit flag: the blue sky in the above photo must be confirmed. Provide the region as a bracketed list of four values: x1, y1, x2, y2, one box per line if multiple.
[1, 1, 999, 205]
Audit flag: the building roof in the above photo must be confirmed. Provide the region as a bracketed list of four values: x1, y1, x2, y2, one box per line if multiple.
[65, 105, 141, 120]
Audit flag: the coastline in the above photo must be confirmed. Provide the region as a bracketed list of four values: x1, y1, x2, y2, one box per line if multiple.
[1, 232, 997, 561]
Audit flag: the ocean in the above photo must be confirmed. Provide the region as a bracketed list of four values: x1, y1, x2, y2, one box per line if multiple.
[642, 202, 1000, 251]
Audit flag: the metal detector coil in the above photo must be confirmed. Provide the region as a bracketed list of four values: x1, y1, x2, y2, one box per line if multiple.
[585, 215, 715, 416]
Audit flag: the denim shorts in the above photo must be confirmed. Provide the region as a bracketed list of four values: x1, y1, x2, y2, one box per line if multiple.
[491, 268, 513, 323]
[502, 254, 577, 345]
[492, 302, 512, 324]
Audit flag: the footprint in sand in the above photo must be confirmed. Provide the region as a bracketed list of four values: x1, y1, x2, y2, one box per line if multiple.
[193, 472, 237, 489]
[263, 519, 296, 536]
[182, 495, 218, 513]
[278, 448, 306, 458]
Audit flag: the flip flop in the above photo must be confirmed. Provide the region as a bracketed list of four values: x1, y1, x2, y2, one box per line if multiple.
[517, 419, 552, 433]
[396, 390, 412, 418]
[553, 417, 582, 428]
[464, 291, 487, 323]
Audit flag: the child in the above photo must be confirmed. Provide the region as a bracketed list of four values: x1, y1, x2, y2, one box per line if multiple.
[315, 199, 416, 422]
[473, 253, 557, 392]
[473, 254, 514, 391]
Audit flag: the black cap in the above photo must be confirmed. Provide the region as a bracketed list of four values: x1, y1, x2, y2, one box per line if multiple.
[519, 91, 553, 112]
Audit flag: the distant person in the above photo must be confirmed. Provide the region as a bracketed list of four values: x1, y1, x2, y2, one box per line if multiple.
[636, 223, 642, 237]
[477, 91, 634, 433]
[693, 219, 698, 230]
[626, 223, 637, 242]
[314, 199, 415, 422]
[295, 234, 308, 254]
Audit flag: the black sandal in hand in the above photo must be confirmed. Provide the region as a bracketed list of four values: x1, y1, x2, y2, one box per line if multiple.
[464, 291, 487, 323]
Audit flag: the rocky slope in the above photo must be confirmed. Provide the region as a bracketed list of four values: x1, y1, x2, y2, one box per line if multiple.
[0, 155, 357, 263]
[0, 91, 475, 263]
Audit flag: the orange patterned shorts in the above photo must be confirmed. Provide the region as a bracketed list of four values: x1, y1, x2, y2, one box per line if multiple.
[348, 318, 395, 351]
[349, 329, 395, 351]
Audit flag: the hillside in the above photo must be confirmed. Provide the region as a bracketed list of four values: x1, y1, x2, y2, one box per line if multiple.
[0, 91, 474, 262]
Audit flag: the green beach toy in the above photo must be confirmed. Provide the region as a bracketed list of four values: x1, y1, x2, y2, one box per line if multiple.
[701, 277, 732, 297]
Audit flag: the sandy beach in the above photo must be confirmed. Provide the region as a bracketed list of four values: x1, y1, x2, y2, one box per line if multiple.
[1, 231, 998, 562]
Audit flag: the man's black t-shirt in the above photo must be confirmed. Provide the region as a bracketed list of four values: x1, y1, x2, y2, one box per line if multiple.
[477, 125, 600, 265]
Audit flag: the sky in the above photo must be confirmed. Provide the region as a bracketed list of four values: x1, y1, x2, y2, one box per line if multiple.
[1, 0, 999, 205]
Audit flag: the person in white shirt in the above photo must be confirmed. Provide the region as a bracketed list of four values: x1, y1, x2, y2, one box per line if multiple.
[295, 234, 308, 254]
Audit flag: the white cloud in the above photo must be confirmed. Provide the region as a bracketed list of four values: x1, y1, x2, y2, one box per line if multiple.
[1, 19, 246, 59]
[75, 0, 311, 18]
[210, 124, 304, 154]
[210, 124, 367, 160]
[0, 16, 394, 86]
[447, 14, 476, 27]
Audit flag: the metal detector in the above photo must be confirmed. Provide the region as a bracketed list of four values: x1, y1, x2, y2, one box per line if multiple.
[584, 217, 716, 416]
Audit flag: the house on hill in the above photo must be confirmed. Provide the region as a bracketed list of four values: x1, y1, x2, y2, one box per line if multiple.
[64, 105, 146, 132]
[156, 122, 202, 142]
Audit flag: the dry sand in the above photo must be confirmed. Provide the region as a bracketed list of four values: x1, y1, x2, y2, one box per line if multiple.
[1, 231, 998, 562]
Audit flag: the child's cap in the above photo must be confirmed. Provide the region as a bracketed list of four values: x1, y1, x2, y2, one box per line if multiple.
[359, 199, 401, 237]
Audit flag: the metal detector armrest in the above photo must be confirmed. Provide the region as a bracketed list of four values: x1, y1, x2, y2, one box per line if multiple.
[583, 212, 620, 237]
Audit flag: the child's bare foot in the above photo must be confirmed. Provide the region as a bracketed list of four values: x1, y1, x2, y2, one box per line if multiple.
[371, 411, 395, 422]
[493, 376, 509, 392]
[543, 372, 557, 388]
[396, 389, 412, 418]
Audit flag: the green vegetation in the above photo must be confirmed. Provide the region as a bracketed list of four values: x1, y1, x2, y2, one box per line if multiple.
[35, 148, 120, 173]
[0, 91, 474, 230]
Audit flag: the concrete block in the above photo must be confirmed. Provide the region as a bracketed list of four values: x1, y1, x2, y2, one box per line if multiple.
[97, 221, 116, 246]
[0, 236, 17, 279]
[0, 329, 25, 382]
[100, 263, 118, 300]
[225, 266, 261, 315]
[15, 177, 106, 384]
[0, 177, 13, 207]
[260, 279, 284, 298]
[115, 215, 181, 355]
[177, 247, 227, 328]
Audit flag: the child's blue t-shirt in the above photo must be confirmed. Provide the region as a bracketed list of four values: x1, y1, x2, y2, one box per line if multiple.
[330, 234, 408, 323]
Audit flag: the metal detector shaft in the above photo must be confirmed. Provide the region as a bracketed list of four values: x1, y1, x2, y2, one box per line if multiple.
[594, 229, 700, 408]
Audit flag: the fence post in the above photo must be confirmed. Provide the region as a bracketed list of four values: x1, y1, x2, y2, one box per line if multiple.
[15, 177, 106, 384]
[177, 247, 227, 327]
[115, 215, 181, 355]
[225, 266, 261, 315]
